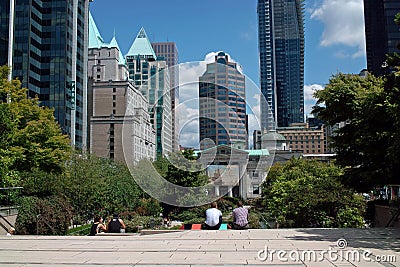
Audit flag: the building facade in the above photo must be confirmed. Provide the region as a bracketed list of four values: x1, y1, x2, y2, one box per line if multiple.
[3, 0, 89, 148]
[364, 0, 400, 76]
[277, 123, 326, 154]
[0, 0, 11, 67]
[257, 0, 305, 130]
[197, 144, 270, 200]
[152, 42, 179, 151]
[199, 52, 247, 150]
[126, 28, 172, 155]
[88, 14, 155, 163]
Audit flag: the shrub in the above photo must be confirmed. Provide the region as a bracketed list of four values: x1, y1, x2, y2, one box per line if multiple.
[336, 208, 365, 228]
[16, 195, 72, 235]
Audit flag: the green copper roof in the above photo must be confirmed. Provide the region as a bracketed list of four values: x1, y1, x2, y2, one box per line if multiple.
[89, 12, 126, 65]
[108, 36, 126, 65]
[88, 11, 106, 49]
[126, 27, 157, 59]
[193, 145, 270, 157]
[245, 149, 270, 156]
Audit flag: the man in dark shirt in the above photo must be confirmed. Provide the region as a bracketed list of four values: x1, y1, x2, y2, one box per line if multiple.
[107, 213, 126, 233]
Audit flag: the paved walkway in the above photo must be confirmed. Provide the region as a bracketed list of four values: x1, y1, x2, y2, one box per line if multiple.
[0, 228, 399, 266]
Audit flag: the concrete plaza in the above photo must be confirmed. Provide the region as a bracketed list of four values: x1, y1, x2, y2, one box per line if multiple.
[0, 228, 399, 266]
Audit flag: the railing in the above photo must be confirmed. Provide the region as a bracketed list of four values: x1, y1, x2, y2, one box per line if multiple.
[0, 206, 18, 217]
[0, 187, 23, 233]
[386, 206, 400, 227]
[254, 211, 273, 229]
[0, 212, 14, 232]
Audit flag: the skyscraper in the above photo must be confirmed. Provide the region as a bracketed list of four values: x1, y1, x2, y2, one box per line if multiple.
[257, 0, 305, 130]
[126, 28, 172, 155]
[363, 0, 400, 76]
[199, 52, 247, 150]
[3, 0, 89, 148]
[0, 0, 11, 67]
[152, 42, 179, 151]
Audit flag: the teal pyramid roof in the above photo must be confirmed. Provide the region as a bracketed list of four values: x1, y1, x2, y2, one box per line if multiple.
[89, 12, 126, 65]
[108, 36, 126, 65]
[88, 11, 106, 49]
[126, 27, 157, 59]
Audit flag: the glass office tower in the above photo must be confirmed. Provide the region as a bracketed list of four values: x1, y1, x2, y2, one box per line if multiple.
[364, 0, 400, 76]
[258, 0, 305, 130]
[0, 0, 11, 67]
[199, 52, 247, 150]
[5, 0, 89, 148]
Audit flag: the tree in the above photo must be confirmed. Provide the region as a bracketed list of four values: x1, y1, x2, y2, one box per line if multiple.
[261, 158, 365, 228]
[0, 66, 71, 187]
[313, 72, 400, 191]
[153, 150, 209, 187]
[63, 152, 145, 223]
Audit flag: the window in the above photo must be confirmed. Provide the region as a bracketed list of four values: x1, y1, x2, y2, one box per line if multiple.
[253, 184, 260, 194]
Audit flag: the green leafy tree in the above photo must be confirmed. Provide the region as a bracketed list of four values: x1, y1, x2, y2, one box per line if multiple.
[63, 152, 145, 223]
[154, 150, 208, 187]
[312, 14, 400, 191]
[313, 72, 400, 191]
[261, 158, 365, 228]
[0, 65, 71, 187]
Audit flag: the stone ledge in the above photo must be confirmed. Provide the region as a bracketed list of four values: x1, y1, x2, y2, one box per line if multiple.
[140, 229, 182, 235]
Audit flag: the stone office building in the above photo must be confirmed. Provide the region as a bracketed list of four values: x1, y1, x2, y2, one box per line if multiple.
[88, 13, 155, 163]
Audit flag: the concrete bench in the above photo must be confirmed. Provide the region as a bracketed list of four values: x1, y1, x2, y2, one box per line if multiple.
[179, 223, 229, 230]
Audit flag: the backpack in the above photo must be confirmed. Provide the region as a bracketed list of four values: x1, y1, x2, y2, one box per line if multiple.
[108, 219, 121, 233]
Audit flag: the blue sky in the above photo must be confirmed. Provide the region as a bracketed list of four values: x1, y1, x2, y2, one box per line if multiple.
[90, 0, 366, 148]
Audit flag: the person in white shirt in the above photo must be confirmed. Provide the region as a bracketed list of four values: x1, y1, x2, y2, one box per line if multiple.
[204, 202, 222, 230]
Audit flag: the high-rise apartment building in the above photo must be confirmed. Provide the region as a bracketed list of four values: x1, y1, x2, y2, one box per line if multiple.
[364, 0, 400, 76]
[126, 28, 172, 155]
[257, 0, 305, 130]
[152, 42, 179, 151]
[88, 12, 155, 163]
[199, 52, 247, 150]
[2, 0, 89, 148]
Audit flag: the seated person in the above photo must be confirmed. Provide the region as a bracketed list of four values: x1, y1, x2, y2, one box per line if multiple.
[107, 213, 126, 233]
[6, 227, 15, 236]
[89, 216, 107, 236]
[204, 202, 222, 230]
[232, 201, 249, 229]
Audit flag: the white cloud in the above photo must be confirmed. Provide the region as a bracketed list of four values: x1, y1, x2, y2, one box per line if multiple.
[304, 84, 324, 117]
[204, 51, 243, 73]
[310, 0, 365, 58]
[177, 101, 199, 148]
[178, 62, 206, 102]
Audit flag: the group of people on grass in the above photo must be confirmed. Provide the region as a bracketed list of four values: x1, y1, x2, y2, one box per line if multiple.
[89, 213, 126, 236]
[204, 200, 249, 230]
